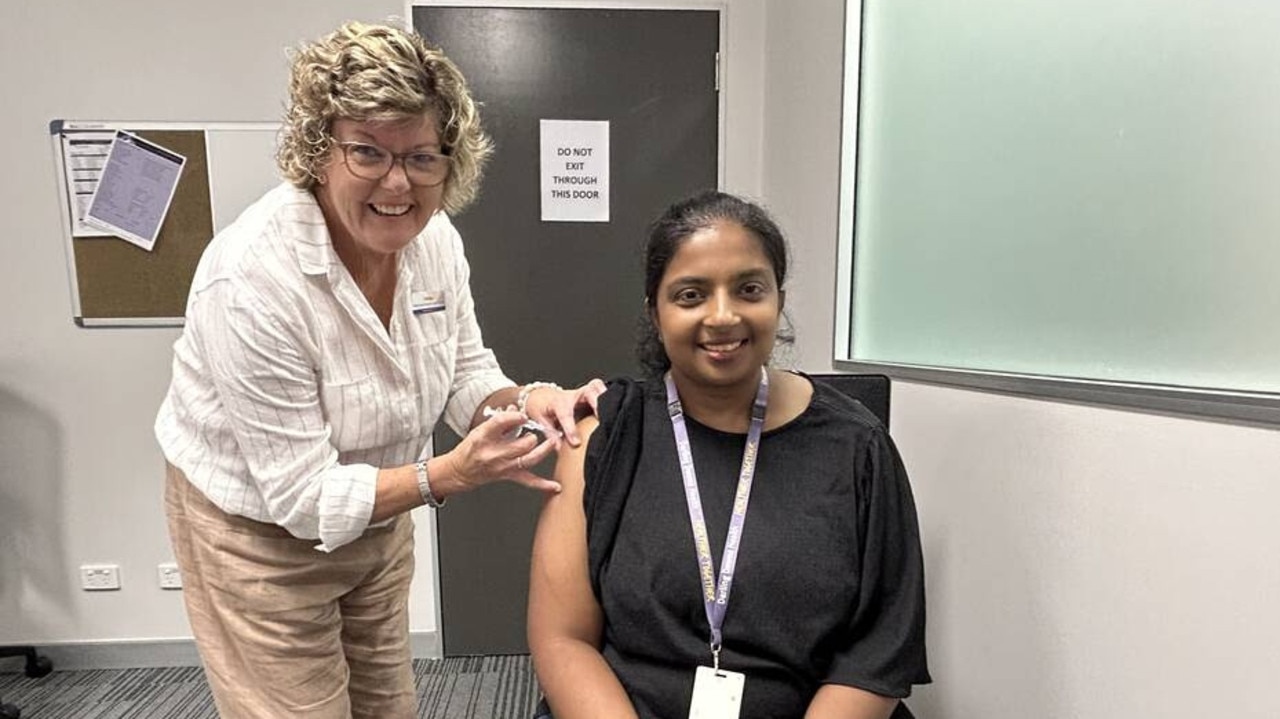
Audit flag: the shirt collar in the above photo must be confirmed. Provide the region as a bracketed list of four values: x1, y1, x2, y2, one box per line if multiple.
[284, 184, 341, 277]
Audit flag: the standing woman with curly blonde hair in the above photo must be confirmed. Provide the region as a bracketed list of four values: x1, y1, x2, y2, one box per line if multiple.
[156, 21, 604, 718]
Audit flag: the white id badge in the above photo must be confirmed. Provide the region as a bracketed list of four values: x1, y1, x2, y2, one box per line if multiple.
[688, 665, 745, 719]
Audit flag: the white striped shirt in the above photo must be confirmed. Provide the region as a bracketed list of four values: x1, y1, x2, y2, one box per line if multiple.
[155, 183, 513, 551]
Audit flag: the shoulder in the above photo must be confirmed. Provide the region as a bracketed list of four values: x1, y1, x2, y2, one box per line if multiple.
[804, 376, 888, 433]
[217, 182, 319, 247]
[771, 377, 894, 472]
[595, 377, 652, 425]
[186, 185, 321, 330]
[577, 379, 654, 571]
[582, 377, 654, 486]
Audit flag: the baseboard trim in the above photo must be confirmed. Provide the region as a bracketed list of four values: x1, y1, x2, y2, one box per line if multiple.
[412, 630, 444, 660]
[7, 631, 443, 671]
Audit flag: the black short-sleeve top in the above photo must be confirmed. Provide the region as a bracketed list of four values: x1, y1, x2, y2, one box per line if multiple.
[582, 376, 931, 719]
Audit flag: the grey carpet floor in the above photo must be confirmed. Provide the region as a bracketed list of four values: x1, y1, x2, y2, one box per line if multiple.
[0, 655, 539, 718]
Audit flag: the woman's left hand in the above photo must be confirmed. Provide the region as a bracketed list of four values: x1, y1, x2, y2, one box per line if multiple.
[523, 379, 608, 447]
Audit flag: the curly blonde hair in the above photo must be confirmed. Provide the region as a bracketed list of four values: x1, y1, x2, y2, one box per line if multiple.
[277, 21, 493, 215]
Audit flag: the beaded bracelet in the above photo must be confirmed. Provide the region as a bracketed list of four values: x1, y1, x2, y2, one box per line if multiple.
[516, 381, 562, 416]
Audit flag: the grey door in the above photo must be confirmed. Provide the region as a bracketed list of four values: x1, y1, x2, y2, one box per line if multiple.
[412, 5, 721, 655]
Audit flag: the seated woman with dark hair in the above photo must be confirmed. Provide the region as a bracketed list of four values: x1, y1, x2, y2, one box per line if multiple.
[528, 191, 931, 718]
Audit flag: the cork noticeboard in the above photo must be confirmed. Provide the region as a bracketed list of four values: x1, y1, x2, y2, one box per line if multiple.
[52, 121, 280, 327]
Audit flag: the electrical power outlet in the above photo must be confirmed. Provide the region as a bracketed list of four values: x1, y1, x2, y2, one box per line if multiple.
[81, 564, 121, 591]
[157, 563, 183, 590]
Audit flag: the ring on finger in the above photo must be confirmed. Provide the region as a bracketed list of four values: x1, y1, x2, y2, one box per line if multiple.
[516, 456, 525, 470]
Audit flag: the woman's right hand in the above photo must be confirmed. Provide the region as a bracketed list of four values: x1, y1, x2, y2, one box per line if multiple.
[444, 408, 562, 495]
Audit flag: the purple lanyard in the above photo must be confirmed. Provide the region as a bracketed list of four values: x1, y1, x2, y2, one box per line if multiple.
[664, 368, 769, 667]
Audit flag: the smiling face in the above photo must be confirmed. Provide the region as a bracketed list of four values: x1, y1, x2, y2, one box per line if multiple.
[315, 115, 445, 262]
[652, 220, 783, 395]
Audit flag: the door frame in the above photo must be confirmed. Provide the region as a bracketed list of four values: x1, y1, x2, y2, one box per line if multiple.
[405, 0, 727, 654]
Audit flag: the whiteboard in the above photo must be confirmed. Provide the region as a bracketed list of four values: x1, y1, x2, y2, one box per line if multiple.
[834, 0, 1280, 424]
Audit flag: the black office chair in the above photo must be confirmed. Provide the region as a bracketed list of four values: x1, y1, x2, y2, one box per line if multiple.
[0, 646, 52, 719]
[809, 372, 891, 426]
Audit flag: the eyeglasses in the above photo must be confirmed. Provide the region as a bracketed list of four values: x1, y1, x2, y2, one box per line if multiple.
[332, 140, 453, 187]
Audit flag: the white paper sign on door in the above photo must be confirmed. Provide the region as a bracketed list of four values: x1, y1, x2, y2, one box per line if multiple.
[540, 119, 609, 223]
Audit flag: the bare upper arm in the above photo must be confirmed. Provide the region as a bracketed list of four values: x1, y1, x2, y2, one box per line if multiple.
[528, 415, 603, 647]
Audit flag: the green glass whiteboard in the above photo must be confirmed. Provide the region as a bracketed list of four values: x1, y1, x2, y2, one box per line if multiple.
[835, 0, 1280, 422]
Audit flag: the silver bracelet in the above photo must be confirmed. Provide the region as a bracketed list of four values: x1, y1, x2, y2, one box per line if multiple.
[516, 381, 562, 416]
[416, 459, 446, 509]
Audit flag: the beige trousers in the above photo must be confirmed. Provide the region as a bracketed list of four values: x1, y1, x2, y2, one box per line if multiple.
[165, 464, 417, 718]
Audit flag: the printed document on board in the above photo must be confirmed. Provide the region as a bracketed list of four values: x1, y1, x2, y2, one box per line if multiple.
[60, 131, 115, 237]
[83, 130, 186, 251]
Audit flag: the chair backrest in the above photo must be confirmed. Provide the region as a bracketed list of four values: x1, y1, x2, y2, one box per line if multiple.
[808, 373, 891, 426]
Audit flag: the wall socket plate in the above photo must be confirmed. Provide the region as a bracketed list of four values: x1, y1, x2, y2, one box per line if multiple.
[157, 562, 183, 590]
[81, 564, 121, 591]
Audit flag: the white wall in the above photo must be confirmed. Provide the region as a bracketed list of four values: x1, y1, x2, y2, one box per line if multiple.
[0, 0, 766, 657]
[763, 1, 1280, 717]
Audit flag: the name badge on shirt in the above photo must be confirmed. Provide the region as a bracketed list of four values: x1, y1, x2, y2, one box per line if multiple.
[689, 666, 744, 719]
[411, 290, 446, 315]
